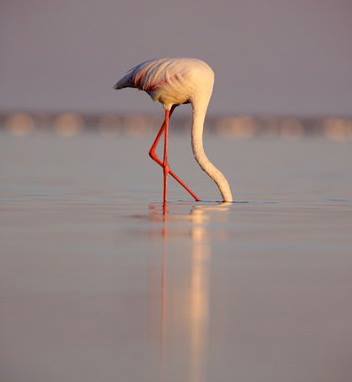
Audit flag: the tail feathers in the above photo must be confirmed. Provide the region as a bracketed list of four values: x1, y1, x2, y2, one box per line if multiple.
[113, 72, 134, 90]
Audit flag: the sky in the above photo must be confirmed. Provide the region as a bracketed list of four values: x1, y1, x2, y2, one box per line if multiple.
[0, 0, 351, 115]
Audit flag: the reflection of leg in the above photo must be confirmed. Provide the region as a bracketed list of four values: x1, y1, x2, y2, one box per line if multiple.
[148, 106, 201, 202]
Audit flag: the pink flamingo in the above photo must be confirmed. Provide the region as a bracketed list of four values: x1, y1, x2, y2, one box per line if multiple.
[114, 58, 233, 208]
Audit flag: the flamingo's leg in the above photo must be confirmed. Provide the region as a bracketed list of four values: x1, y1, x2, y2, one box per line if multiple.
[148, 107, 201, 202]
[163, 109, 170, 208]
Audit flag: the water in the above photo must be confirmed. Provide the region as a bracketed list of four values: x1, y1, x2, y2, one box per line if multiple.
[1, 132, 352, 381]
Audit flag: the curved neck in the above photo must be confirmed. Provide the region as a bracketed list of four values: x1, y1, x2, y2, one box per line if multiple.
[191, 98, 233, 202]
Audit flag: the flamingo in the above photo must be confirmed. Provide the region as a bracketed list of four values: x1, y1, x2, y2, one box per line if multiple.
[114, 58, 233, 208]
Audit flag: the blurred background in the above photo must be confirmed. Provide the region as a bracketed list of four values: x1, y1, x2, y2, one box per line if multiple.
[0, 0, 351, 139]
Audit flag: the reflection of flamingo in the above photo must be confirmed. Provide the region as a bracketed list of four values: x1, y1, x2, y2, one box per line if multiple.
[147, 202, 231, 382]
[114, 58, 233, 209]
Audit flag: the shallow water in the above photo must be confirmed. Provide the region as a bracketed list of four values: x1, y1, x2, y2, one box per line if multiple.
[1, 133, 352, 381]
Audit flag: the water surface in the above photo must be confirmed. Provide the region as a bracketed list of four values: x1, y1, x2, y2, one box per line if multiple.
[0, 133, 352, 381]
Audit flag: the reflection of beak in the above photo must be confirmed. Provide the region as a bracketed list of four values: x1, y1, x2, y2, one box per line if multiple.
[191, 202, 231, 216]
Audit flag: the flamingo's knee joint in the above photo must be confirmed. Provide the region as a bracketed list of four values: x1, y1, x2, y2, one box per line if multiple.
[149, 150, 156, 160]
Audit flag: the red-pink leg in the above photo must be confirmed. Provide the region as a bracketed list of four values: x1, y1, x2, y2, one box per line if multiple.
[163, 109, 170, 208]
[149, 107, 201, 202]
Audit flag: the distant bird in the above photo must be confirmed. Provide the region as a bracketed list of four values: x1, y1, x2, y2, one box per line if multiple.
[114, 58, 233, 206]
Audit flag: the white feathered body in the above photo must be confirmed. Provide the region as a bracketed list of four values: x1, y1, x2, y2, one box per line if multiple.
[114, 58, 214, 110]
